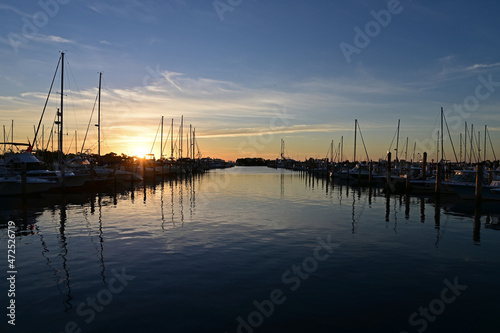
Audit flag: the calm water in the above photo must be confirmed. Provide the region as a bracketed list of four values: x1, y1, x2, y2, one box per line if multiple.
[1, 166, 500, 333]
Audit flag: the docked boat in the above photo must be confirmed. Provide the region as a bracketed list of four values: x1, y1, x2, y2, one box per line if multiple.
[447, 173, 500, 201]
[0, 175, 57, 196]
[347, 163, 379, 184]
[2, 152, 88, 189]
[0, 166, 57, 195]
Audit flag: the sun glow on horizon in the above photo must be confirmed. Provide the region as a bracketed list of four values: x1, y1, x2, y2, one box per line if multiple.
[130, 146, 149, 158]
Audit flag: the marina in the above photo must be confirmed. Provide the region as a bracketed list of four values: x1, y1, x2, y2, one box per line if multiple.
[2, 2, 500, 332]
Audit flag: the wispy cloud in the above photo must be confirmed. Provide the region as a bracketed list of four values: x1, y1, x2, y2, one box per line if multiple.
[464, 62, 500, 71]
[25, 34, 75, 44]
[0, 3, 31, 17]
[436, 56, 500, 81]
[86, 0, 160, 22]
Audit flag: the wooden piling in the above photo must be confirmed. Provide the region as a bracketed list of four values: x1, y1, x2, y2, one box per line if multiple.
[475, 163, 483, 200]
[386, 152, 392, 192]
[368, 160, 373, 185]
[142, 160, 146, 182]
[405, 162, 411, 193]
[435, 163, 441, 195]
[422, 152, 427, 179]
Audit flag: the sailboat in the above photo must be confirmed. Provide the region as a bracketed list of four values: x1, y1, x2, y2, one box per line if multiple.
[73, 72, 142, 184]
[25, 52, 87, 189]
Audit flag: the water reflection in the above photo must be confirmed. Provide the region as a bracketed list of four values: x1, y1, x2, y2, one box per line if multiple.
[2, 168, 500, 333]
[2, 171, 500, 296]
[474, 201, 481, 243]
[308, 173, 500, 243]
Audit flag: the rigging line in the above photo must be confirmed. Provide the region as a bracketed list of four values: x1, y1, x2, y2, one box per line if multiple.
[81, 92, 99, 154]
[443, 112, 459, 163]
[45, 111, 59, 151]
[33, 55, 61, 148]
[66, 80, 80, 140]
[400, 138, 407, 161]
[487, 129, 497, 161]
[45, 126, 54, 151]
[357, 121, 370, 162]
[161, 126, 172, 157]
[66, 133, 74, 155]
[150, 120, 161, 155]
[196, 141, 202, 159]
[469, 130, 478, 163]
[67, 61, 92, 132]
[464, 125, 471, 163]
[387, 125, 397, 152]
[478, 132, 483, 164]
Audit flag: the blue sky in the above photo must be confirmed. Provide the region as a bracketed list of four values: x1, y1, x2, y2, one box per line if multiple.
[1, 0, 500, 161]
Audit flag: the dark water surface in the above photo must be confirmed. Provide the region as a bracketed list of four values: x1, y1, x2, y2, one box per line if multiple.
[1, 166, 500, 333]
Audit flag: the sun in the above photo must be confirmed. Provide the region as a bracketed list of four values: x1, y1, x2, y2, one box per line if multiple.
[131, 147, 149, 158]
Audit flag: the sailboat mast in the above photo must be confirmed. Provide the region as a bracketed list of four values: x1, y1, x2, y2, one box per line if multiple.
[170, 119, 174, 159]
[440, 107, 444, 163]
[192, 128, 196, 160]
[11, 120, 14, 153]
[354, 119, 357, 163]
[477, 130, 481, 163]
[330, 140, 334, 163]
[179, 116, 184, 159]
[412, 141, 416, 163]
[436, 131, 439, 162]
[459, 133, 462, 165]
[189, 124, 192, 159]
[405, 137, 408, 162]
[338, 142, 341, 163]
[59, 52, 64, 163]
[341, 136, 343, 162]
[160, 116, 164, 160]
[97, 71, 102, 162]
[395, 119, 400, 164]
[280, 138, 283, 159]
[469, 124, 474, 164]
[464, 122, 467, 166]
[484, 125, 487, 162]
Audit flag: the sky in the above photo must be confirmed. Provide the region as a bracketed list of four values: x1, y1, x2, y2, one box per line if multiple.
[1, 0, 500, 162]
